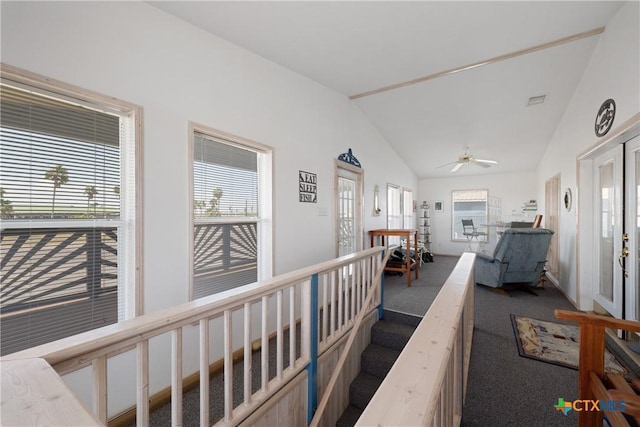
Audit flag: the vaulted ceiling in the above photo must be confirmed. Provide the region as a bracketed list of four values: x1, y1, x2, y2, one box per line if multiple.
[149, 1, 626, 178]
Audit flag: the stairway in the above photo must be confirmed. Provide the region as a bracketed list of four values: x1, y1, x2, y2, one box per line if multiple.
[336, 310, 421, 427]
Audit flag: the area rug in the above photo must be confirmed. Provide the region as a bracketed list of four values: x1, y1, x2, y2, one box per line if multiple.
[510, 314, 628, 374]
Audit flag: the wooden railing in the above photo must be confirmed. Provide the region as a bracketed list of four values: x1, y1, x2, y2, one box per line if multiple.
[0, 226, 118, 313]
[356, 252, 476, 426]
[0, 246, 384, 427]
[0, 226, 119, 356]
[310, 248, 393, 427]
[0, 222, 260, 355]
[555, 310, 640, 427]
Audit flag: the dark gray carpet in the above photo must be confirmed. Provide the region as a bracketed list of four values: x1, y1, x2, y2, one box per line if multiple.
[384, 256, 579, 426]
[462, 283, 579, 426]
[382, 255, 460, 316]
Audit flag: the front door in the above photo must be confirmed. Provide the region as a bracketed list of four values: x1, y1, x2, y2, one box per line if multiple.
[593, 145, 624, 318]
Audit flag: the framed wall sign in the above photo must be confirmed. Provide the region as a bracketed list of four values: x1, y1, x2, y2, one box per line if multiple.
[299, 170, 317, 203]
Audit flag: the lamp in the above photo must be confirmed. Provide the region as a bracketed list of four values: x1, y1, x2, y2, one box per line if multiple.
[373, 185, 381, 216]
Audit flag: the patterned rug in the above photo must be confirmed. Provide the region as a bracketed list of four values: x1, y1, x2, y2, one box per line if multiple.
[511, 314, 627, 374]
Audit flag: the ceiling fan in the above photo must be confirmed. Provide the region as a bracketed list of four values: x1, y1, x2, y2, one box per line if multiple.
[437, 147, 498, 172]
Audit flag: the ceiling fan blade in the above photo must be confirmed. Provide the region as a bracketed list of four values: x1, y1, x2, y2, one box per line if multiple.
[451, 163, 464, 172]
[473, 162, 492, 168]
[437, 160, 461, 169]
[475, 159, 498, 165]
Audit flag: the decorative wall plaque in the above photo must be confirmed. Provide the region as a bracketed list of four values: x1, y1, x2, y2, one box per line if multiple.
[299, 170, 317, 203]
[564, 188, 572, 212]
[595, 98, 616, 137]
[337, 148, 361, 168]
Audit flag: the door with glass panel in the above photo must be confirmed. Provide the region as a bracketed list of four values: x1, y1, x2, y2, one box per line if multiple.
[336, 163, 362, 257]
[625, 135, 640, 323]
[593, 145, 624, 318]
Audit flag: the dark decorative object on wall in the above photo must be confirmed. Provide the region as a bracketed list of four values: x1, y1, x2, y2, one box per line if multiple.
[595, 98, 616, 137]
[564, 188, 572, 212]
[337, 148, 361, 168]
[299, 170, 317, 203]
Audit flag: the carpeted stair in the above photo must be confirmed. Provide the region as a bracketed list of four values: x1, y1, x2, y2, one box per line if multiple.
[336, 310, 421, 427]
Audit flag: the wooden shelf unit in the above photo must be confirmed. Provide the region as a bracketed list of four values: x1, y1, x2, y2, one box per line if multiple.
[369, 229, 419, 287]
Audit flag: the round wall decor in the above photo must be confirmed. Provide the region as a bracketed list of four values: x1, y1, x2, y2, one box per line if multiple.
[595, 98, 616, 137]
[564, 188, 572, 212]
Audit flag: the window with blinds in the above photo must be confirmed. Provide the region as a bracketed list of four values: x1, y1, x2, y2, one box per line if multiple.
[192, 130, 261, 299]
[0, 67, 139, 356]
[452, 189, 488, 240]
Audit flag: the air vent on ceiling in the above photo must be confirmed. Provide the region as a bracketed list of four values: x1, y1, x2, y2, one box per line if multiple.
[527, 95, 546, 106]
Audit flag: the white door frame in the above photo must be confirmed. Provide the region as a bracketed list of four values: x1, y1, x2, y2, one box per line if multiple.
[625, 135, 640, 322]
[591, 145, 624, 317]
[577, 114, 640, 312]
[334, 160, 364, 258]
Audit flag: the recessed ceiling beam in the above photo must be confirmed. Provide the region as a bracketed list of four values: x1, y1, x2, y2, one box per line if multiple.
[349, 26, 605, 100]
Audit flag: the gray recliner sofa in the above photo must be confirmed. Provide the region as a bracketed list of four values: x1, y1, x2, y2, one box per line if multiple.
[474, 228, 554, 288]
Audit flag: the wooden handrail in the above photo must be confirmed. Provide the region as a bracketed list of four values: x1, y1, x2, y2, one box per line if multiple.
[356, 252, 476, 426]
[309, 247, 393, 427]
[3, 246, 384, 367]
[555, 310, 640, 332]
[1, 246, 386, 427]
[555, 309, 640, 427]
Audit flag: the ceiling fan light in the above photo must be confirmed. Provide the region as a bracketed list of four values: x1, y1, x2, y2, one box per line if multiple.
[527, 95, 546, 106]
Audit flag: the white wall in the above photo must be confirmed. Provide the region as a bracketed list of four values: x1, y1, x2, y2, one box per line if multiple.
[418, 171, 537, 256]
[0, 1, 417, 416]
[537, 1, 640, 307]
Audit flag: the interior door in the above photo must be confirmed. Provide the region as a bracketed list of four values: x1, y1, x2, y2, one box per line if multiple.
[625, 135, 640, 323]
[593, 145, 624, 318]
[336, 163, 363, 257]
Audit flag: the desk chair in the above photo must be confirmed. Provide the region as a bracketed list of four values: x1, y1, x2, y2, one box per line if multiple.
[462, 219, 487, 252]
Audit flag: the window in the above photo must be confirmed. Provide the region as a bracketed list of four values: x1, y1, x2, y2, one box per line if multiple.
[190, 124, 272, 299]
[402, 188, 413, 229]
[387, 184, 401, 245]
[0, 65, 141, 356]
[452, 189, 488, 240]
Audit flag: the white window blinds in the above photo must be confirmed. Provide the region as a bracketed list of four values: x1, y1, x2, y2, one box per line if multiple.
[192, 132, 259, 299]
[0, 75, 138, 356]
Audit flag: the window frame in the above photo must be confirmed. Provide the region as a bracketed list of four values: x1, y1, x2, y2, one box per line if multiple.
[451, 188, 489, 241]
[0, 63, 143, 325]
[188, 122, 273, 300]
[402, 188, 414, 229]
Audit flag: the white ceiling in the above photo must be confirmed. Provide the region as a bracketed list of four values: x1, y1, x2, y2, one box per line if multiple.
[149, 1, 626, 179]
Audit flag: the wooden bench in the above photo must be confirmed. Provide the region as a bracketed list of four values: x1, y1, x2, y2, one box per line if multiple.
[555, 310, 640, 427]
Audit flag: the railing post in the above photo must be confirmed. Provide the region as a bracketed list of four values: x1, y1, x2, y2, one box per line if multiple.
[307, 273, 319, 424]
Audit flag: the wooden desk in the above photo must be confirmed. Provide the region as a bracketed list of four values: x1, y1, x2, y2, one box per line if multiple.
[369, 229, 419, 287]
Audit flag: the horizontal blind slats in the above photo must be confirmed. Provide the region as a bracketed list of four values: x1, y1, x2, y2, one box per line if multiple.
[192, 133, 259, 299]
[0, 81, 124, 356]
